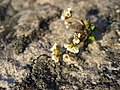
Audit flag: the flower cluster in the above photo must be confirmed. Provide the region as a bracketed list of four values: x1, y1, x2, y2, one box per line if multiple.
[61, 8, 73, 29]
[63, 33, 82, 53]
[51, 8, 95, 62]
[62, 12, 95, 54]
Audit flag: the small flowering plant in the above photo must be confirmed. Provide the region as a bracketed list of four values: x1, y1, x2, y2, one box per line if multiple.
[51, 8, 96, 62]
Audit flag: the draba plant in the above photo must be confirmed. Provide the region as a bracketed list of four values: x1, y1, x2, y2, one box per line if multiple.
[51, 8, 96, 62]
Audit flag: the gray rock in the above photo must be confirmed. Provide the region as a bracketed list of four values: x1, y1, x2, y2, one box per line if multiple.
[0, 0, 120, 90]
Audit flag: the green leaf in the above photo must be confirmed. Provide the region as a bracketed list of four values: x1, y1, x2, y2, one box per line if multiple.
[89, 36, 95, 41]
[90, 25, 95, 31]
[82, 19, 88, 25]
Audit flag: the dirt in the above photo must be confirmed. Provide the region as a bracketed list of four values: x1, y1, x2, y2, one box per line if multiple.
[0, 0, 120, 90]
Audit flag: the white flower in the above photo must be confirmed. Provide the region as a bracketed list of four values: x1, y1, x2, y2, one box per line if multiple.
[70, 46, 79, 53]
[63, 54, 71, 62]
[73, 33, 81, 44]
[51, 43, 61, 62]
[61, 8, 72, 20]
[51, 43, 61, 54]
[74, 33, 81, 38]
[73, 38, 80, 44]
[64, 43, 79, 53]
[64, 21, 72, 29]
[64, 42, 73, 50]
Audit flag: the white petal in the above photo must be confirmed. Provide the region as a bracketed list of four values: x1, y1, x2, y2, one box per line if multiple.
[64, 44, 68, 48]
[61, 16, 65, 20]
[78, 33, 81, 38]
[67, 8, 72, 11]
[73, 38, 80, 44]
[51, 43, 57, 51]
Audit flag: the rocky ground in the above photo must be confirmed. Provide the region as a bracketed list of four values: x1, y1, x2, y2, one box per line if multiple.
[0, 0, 120, 90]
